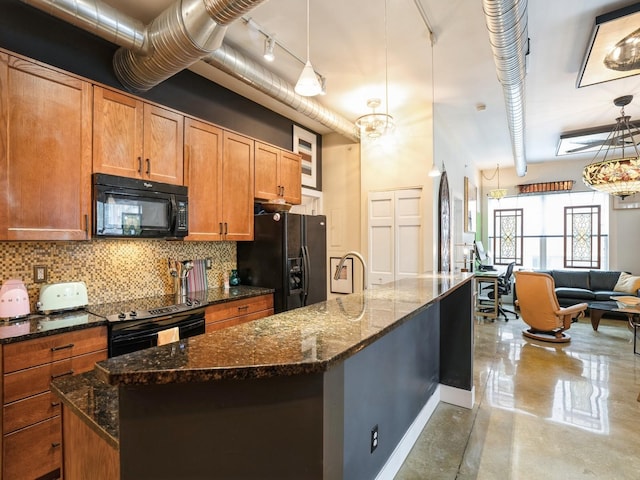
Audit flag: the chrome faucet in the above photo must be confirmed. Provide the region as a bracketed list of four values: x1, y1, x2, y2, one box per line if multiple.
[334, 251, 368, 290]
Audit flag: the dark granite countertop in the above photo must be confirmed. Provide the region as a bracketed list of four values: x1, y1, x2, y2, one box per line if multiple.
[49, 370, 119, 449]
[0, 310, 107, 344]
[52, 273, 472, 448]
[0, 285, 273, 344]
[94, 274, 472, 386]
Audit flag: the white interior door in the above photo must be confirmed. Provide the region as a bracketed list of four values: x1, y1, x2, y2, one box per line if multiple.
[368, 192, 395, 286]
[395, 189, 422, 280]
[368, 188, 422, 287]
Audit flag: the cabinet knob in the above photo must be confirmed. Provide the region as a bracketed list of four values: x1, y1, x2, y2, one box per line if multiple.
[51, 442, 61, 449]
[50, 343, 74, 352]
[137, 157, 142, 173]
[219, 222, 223, 235]
[146, 158, 151, 175]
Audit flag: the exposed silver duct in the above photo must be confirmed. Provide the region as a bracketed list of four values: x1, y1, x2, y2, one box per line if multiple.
[203, 45, 360, 142]
[483, 0, 528, 177]
[20, 0, 149, 53]
[19, 0, 359, 141]
[113, 0, 267, 92]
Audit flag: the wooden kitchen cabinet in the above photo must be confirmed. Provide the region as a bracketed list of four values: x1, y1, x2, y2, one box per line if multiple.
[205, 294, 274, 333]
[255, 142, 302, 205]
[222, 131, 255, 241]
[185, 118, 255, 241]
[184, 118, 223, 241]
[0, 52, 92, 241]
[93, 86, 184, 185]
[1, 326, 107, 480]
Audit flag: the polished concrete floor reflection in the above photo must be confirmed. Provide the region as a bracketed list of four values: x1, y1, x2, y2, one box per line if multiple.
[395, 313, 640, 480]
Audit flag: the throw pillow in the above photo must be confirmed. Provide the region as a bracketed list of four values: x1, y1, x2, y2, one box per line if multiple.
[613, 272, 640, 294]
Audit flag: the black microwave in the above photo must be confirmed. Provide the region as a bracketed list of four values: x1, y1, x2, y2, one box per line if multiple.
[93, 173, 188, 239]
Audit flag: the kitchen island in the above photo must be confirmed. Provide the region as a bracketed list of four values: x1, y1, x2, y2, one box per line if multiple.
[52, 273, 474, 480]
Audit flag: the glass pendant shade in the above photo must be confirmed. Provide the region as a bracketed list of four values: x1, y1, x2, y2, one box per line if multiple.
[295, 60, 321, 96]
[582, 95, 640, 199]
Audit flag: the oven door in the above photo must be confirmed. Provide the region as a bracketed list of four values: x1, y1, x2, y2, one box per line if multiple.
[109, 308, 205, 357]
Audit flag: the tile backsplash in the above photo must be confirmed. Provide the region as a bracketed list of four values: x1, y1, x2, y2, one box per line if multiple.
[0, 240, 236, 308]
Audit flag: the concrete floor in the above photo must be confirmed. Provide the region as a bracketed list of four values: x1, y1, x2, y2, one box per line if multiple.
[395, 313, 640, 480]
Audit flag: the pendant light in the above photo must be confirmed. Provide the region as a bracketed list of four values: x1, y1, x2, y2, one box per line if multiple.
[427, 31, 440, 177]
[582, 95, 640, 199]
[295, 0, 322, 97]
[356, 0, 394, 138]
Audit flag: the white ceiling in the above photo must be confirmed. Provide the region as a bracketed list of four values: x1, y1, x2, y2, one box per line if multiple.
[102, 0, 640, 174]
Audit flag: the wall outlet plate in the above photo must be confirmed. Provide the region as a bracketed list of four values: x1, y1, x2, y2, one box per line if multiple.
[34, 265, 48, 283]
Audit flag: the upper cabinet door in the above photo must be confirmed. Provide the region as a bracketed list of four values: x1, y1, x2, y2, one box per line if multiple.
[279, 150, 302, 205]
[93, 87, 144, 178]
[254, 142, 302, 205]
[222, 132, 254, 241]
[93, 87, 184, 185]
[184, 118, 223, 241]
[0, 54, 92, 241]
[143, 104, 183, 185]
[254, 142, 280, 201]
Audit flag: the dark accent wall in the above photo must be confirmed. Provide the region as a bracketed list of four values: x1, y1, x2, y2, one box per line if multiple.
[339, 303, 440, 480]
[439, 281, 473, 390]
[0, 0, 322, 190]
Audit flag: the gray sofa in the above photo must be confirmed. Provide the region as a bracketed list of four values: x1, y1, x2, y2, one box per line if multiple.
[536, 270, 635, 307]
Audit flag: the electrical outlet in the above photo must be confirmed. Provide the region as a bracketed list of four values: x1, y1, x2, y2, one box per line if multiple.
[34, 265, 48, 283]
[370, 425, 378, 453]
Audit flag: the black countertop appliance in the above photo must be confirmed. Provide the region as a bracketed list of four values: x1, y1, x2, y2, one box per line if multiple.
[237, 213, 327, 313]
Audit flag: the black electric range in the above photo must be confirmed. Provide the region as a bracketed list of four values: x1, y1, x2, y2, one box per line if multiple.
[87, 294, 207, 357]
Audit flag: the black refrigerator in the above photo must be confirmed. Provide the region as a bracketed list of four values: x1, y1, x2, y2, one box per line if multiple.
[237, 213, 327, 313]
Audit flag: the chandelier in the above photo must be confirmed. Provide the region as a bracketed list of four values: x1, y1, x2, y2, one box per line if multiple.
[356, 0, 394, 139]
[582, 95, 640, 199]
[485, 163, 507, 200]
[356, 98, 394, 139]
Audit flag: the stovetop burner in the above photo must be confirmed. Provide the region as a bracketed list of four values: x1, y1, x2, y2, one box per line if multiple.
[86, 294, 205, 323]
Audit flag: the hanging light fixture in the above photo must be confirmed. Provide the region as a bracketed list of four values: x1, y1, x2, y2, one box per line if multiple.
[263, 36, 275, 62]
[356, 99, 394, 138]
[582, 95, 640, 199]
[427, 29, 440, 177]
[356, 0, 394, 138]
[295, 0, 322, 97]
[486, 163, 507, 200]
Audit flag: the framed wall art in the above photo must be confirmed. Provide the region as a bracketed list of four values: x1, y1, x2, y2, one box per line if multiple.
[464, 176, 477, 233]
[293, 125, 319, 190]
[330, 257, 354, 294]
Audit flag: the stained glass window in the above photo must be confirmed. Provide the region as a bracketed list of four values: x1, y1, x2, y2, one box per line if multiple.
[493, 209, 523, 265]
[564, 205, 601, 269]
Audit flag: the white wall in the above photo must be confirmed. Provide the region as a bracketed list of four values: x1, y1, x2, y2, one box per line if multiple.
[359, 109, 438, 274]
[321, 134, 362, 296]
[478, 158, 640, 273]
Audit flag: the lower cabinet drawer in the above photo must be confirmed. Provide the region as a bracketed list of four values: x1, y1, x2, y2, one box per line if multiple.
[3, 350, 107, 404]
[3, 416, 61, 480]
[205, 294, 274, 323]
[3, 391, 61, 434]
[205, 308, 274, 333]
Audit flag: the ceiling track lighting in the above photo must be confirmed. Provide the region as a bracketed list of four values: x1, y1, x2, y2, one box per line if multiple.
[263, 36, 275, 62]
[582, 95, 640, 199]
[295, 0, 322, 97]
[242, 16, 326, 92]
[356, 0, 394, 138]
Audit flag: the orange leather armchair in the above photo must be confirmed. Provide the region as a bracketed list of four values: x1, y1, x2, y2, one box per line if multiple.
[514, 271, 588, 343]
